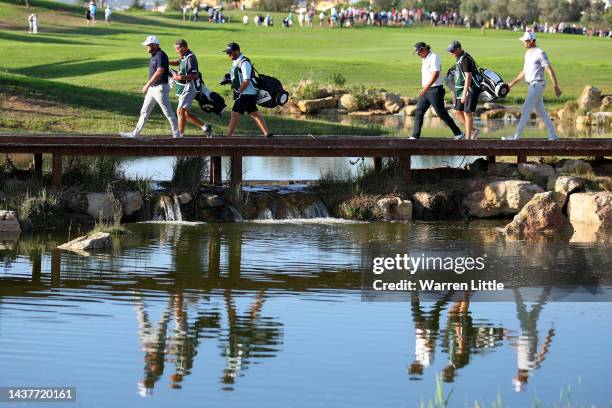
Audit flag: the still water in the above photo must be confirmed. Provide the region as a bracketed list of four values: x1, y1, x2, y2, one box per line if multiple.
[1, 221, 611, 407]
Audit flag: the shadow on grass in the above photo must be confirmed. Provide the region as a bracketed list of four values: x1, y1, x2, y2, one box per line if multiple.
[0, 30, 97, 45]
[0, 73, 386, 135]
[12, 58, 146, 79]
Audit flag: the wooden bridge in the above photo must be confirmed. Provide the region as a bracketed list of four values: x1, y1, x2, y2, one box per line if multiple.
[1, 134, 610, 186]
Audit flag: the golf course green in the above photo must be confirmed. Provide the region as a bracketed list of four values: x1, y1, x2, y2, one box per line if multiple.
[1, 0, 610, 135]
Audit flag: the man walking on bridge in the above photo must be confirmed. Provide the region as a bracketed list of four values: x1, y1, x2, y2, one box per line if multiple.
[170, 39, 213, 137]
[120, 35, 180, 139]
[503, 31, 562, 141]
[223, 42, 273, 138]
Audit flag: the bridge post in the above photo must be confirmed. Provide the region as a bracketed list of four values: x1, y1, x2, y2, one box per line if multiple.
[210, 156, 222, 185]
[52, 154, 62, 188]
[230, 154, 242, 188]
[33, 153, 43, 178]
[373, 157, 382, 173]
[486, 155, 496, 164]
[517, 155, 527, 164]
[399, 156, 412, 183]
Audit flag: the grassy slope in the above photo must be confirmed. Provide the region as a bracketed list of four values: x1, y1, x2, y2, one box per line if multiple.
[0, 0, 610, 136]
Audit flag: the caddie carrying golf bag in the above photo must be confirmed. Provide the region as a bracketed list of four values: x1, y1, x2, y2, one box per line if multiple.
[444, 66, 510, 102]
[220, 58, 289, 108]
[169, 69, 226, 115]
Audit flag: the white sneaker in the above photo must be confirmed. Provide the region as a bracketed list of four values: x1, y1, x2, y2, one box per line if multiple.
[453, 133, 464, 140]
[408, 136, 418, 140]
[173, 133, 183, 139]
[548, 135, 559, 141]
[472, 128, 480, 139]
[119, 131, 135, 138]
[502, 135, 520, 141]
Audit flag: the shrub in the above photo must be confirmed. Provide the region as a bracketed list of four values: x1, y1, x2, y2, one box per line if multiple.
[328, 72, 347, 87]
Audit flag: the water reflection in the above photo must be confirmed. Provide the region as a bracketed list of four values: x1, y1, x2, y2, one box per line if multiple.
[0, 222, 611, 404]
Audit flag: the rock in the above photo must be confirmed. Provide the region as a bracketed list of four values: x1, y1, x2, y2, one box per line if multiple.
[411, 192, 459, 219]
[556, 108, 574, 122]
[402, 96, 418, 105]
[120, 191, 142, 216]
[480, 108, 507, 120]
[382, 92, 404, 114]
[518, 163, 555, 185]
[577, 85, 601, 111]
[484, 102, 505, 110]
[425, 106, 439, 117]
[58, 232, 112, 252]
[575, 115, 590, 125]
[504, 192, 566, 236]
[546, 174, 586, 207]
[376, 197, 412, 221]
[567, 191, 612, 225]
[403, 105, 418, 116]
[87, 192, 119, 220]
[198, 194, 224, 208]
[600, 95, 612, 112]
[0, 210, 20, 232]
[177, 193, 192, 205]
[556, 159, 593, 176]
[338, 93, 360, 112]
[199, 205, 241, 222]
[280, 100, 302, 114]
[463, 180, 544, 218]
[592, 111, 612, 126]
[297, 97, 337, 114]
[503, 110, 521, 121]
[487, 163, 519, 178]
[348, 110, 388, 116]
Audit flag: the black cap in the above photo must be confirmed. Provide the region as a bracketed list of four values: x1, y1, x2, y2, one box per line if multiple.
[223, 42, 240, 54]
[446, 40, 461, 52]
[413, 42, 427, 54]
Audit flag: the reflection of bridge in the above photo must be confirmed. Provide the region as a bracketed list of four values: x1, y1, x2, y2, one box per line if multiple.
[1, 134, 610, 186]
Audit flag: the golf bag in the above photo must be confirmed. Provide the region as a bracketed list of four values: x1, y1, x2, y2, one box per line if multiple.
[170, 69, 226, 115]
[221, 58, 290, 108]
[444, 66, 510, 102]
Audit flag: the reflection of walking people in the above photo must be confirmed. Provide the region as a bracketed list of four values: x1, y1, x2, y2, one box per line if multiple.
[28, 13, 38, 33]
[411, 42, 463, 140]
[447, 41, 480, 140]
[223, 42, 273, 138]
[120, 36, 180, 139]
[169, 39, 212, 137]
[503, 31, 562, 141]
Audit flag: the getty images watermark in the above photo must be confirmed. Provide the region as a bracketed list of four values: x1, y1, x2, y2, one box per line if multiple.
[369, 253, 504, 292]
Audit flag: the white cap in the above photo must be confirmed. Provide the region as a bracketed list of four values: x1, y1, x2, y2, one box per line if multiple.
[519, 31, 536, 41]
[141, 35, 160, 46]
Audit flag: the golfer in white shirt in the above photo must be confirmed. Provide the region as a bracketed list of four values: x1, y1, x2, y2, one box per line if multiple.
[503, 31, 562, 141]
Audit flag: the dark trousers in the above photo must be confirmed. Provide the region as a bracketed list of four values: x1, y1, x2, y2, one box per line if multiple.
[412, 86, 462, 138]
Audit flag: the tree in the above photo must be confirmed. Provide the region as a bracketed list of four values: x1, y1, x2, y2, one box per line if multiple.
[459, 0, 492, 22]
[509, 0, 539, 23]
[490, 0, 510, 18]
[580, 0, 608, 28]
[255, 0, 294, 12]
[165, 0, 183, 11]
[539, 0, 571, 23]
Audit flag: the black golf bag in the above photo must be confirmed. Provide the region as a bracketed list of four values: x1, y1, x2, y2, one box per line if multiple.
[170, 69, 226, 115]
[220, 58, 290, 108]
[444, 66, 510, 102]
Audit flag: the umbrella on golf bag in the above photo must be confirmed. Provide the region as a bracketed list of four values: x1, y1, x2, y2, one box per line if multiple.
[444, 67, 510, 102]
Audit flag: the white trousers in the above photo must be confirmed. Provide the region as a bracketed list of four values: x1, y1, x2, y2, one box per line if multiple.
[514, 81, 557, 138]
[133, 83, 179, 137]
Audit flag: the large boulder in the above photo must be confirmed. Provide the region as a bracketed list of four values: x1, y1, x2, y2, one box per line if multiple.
[567, 192, 612, 225]
[600, 95, 612, 112]
[577, 85, 601, 111]
[199, 194, 224, 209]
[382, 92, 405, 114]
[411, 192, 459, 219]
[199, 205, 242, 222]
[297, 97, 337, 114]
[592, 111, 612, 126]
[58, 232, 112, 252]
[87, 192, 119, 220]
[504, 192, 566, 236]
[556, 159, 593, 176]
[376, 197, 412, 221]
[487, 163, 519, 178]
[546, 174, 586, 207]
[403, 105, 418, 116]
[0, 210, 21, 232]
[119, 191, 142, 216]
[339, 93, 360, 112]
[518, 163, 555, 186]
[463, 180, 544, 218]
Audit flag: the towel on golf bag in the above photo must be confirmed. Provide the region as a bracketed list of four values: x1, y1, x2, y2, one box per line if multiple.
[444, 67, 510, 102]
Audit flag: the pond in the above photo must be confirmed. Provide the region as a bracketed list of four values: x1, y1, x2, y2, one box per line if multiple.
[1, 221, 611, 407]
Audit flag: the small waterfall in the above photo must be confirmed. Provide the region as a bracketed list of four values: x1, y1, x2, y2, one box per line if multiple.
[156, 194, 184, 222]
[303, 200, 330, 218]
[252, 190, 330, 220]
[227, 205, 244, 222]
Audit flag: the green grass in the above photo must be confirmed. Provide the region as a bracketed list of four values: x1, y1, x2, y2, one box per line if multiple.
[0, 0, 610, 136]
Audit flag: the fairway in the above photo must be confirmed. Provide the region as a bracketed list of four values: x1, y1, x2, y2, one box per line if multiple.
[1, 0, 610, 135]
